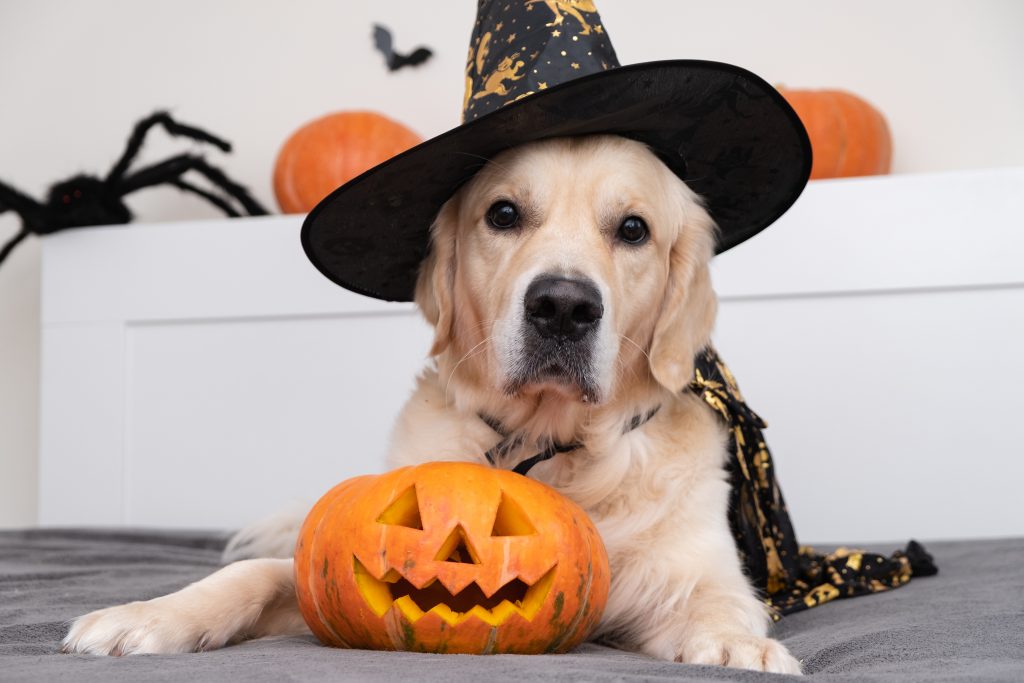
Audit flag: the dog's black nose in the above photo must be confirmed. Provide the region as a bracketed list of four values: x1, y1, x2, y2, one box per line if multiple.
[524, 276, 603, 340]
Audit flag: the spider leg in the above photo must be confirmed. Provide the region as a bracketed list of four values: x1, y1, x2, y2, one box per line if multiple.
[0, 227, 31, 266]
[0, 179, 46, 266]
[170, 179, 240, 217]
[106, 111, 234, 185]
[118, 154, 268, 217]
[0, 178, 45, 222]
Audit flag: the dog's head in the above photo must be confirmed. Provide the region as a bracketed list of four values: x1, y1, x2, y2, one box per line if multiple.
[416, 135, 717, 406]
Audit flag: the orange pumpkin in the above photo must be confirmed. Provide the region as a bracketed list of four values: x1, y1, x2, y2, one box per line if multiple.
[273, 111, 421, 214]
[778, 88, 892, 180]
[294, 461, 610, 654]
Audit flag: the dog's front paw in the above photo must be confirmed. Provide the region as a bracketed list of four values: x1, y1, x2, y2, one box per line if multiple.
[62, 598, 225, 656]
[677, 631, 802, 675]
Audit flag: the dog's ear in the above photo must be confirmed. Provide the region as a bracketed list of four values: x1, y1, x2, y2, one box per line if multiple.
[414, 197, 459, 356]
[648, 193, 718, 393]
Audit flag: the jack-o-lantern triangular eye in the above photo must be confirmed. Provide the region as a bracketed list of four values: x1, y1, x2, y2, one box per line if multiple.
[376, 485, 423, 529]
[490, 491, 537, 536]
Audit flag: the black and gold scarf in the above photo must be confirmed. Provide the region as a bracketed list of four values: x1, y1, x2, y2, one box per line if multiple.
[484, 346, 937, 618]
[690, 347, 937, 617]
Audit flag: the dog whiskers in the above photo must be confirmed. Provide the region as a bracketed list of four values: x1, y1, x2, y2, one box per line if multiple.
[607, 334, 650, 389]
[444, 336, 493, 404]
[464, 317, 499, 336]
[452, 151, 516, 179]
[618, 334, 653, 365]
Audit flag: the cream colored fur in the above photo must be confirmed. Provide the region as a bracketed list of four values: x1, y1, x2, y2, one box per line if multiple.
[63, 136, 801, 674]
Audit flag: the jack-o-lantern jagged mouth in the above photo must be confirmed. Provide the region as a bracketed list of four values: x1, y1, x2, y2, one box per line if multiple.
[354, 558, 557, 627]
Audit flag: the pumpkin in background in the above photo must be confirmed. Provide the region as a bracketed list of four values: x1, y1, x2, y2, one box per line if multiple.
[294, 461, 610, 654]
[778, 89, 892, 180]
[273, 111, 421, 214]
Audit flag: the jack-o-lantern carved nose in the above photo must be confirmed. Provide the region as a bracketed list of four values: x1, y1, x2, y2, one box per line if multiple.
[436, 525, 480, 564]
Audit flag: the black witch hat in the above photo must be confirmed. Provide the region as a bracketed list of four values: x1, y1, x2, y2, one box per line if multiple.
[302, 0, 811, 301]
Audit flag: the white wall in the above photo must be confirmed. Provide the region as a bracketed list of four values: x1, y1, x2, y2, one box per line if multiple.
[2, 0, 1023, 526]
[0, 239, 39, 527]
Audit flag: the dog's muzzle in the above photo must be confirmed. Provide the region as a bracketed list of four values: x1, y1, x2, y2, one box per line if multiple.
[503, 274, 604, 400]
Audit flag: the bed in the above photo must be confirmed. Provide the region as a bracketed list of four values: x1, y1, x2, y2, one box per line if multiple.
[2, 529, 1021, 681]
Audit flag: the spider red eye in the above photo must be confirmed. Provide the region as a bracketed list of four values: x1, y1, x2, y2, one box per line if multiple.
[73, 190, 82, 198]
[62, 195, 71, 204]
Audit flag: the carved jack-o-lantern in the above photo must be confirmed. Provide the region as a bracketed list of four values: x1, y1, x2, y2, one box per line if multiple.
[294, 462, 610, 654]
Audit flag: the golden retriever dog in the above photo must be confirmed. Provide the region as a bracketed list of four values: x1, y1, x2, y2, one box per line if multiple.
[62, 135, 802, 674]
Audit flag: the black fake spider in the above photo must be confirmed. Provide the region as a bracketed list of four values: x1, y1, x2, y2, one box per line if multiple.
[0, 111, 268, 266]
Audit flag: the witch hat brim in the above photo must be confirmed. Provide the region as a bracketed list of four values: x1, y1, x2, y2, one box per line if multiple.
[301, 59, 811, 302]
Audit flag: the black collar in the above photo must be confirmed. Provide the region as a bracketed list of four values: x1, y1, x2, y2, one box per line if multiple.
[480, 405, 661, 477]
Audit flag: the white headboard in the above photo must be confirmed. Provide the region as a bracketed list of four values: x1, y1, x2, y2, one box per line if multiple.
[40, 167, 1024, 543]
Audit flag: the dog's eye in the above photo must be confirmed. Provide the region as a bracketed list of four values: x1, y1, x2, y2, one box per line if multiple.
[486, 201, 520, 230]
[617, 216, 649, 245]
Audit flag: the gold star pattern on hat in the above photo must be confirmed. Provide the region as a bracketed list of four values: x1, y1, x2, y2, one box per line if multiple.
[462, 0, 619, 121]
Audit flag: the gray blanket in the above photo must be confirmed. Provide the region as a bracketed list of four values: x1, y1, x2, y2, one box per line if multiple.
[1, 530, 1021, 681]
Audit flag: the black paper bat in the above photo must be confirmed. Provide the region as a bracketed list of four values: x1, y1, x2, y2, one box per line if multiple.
[372, 24, 433, 71]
